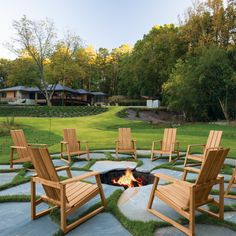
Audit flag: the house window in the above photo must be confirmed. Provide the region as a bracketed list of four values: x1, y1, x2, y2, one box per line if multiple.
[14, 91, 16, 97]
[1, 92, 6, 98]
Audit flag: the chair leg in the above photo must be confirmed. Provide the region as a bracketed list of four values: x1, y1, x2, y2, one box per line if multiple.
[147, 177, 159, 209]
[134, 150, 137, 160]
[189, 187, 195, 236]
[31, 179, 36, 219]
[60, 185, 66, 232]
[219, 179, 224, 219]
[96, 175, 106, 207]
[225, 167, 236, 198]
[116, 149, 118, 159]
[10, 148, 14, 169]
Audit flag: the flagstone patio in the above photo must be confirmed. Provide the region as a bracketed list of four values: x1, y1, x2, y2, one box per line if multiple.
[0, 150, 235, 236]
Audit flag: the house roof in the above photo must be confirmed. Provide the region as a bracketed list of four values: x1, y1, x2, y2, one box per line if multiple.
[0, 86, 38, 92]
[76, 89, 89, 94]
[0, 84, 106, 96]
[90, 91, 107, 96]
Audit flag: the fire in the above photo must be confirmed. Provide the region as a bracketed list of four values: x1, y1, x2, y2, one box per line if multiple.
[112, 169, 143, 188]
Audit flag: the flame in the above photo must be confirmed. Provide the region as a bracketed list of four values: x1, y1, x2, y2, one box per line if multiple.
[112, 169, 143, 188]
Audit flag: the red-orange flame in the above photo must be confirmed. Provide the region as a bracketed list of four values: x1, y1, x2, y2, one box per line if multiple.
[112, 169, 143, 188]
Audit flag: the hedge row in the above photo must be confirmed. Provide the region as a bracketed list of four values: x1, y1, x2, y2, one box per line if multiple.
[0, 106, 108, 117]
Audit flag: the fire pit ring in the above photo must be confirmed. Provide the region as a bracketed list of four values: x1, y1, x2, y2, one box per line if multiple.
[100, 169, 154, 189]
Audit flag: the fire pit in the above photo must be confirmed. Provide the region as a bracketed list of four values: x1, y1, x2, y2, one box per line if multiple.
[100, 168, 154, 189]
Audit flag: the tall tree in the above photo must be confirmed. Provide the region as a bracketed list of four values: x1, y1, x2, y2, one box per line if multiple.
[10, 15, 57, 106]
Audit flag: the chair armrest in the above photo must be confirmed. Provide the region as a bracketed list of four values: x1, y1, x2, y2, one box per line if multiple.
[11, 146, 27, 149]
[32, 176, 60, 189]
[154, 173, 194, 187]
[60, 141, 68, 144]
[28, 143, 48, 147]
[183, 167, 201, 174]
[60, 171, 100, 185]
[55, 166, 70, 172]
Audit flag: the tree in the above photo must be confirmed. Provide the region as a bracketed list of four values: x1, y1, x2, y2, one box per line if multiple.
[10, 15, 57, 106]
[163, 46, 236, 121]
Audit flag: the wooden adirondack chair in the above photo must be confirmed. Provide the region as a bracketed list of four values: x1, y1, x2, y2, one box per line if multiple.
[60, 128, 90, 163]
[29, 147, 106, 233]
[115, 128, 137, 159]
[183, 130, 222, 169]
[225, 167, 236, 199]
[148, 148, 229, 236]
[10, 129, 47, 168]
[150, 128, 179, 162]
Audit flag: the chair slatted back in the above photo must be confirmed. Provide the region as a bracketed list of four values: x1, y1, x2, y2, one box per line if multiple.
[63, 129, 80, 152]
[205, 130, 222, 149]
[29, 148, 61, 201]
[161, 128, 176, 151]
[11, 130, 29, 159]
[118, 128, 132, 149]
[194, 148, 229, 205]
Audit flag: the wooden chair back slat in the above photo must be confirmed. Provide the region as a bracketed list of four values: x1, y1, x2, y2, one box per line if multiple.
[119, 128, 132, 149]
[205, 130, 222, 149]
[29, 148, 61, 201]
[63, 129, 80, 152]
[11, 130, 29, 159]
[162, 128, 176, 151]
[194, 148, 229, 204]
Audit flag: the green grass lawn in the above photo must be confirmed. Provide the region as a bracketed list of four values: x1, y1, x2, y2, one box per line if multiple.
[0, 106, 236, 163]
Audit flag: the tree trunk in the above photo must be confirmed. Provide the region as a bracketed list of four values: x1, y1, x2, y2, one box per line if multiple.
[218, 98, 229, 122]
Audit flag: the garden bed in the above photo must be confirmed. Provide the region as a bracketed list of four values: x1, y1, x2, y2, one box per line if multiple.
[0, 106, 108, 117]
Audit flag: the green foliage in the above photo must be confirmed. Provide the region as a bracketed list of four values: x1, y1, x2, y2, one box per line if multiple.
[0, 116, 19, 137]
[163, 46, 236, 121]
[0, 106, 107, 117]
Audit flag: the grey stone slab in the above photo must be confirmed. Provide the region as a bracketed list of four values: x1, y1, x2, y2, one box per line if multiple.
[224, 211, 236, 224]
[225, 158, 236, 166]
[68, 184, 123, 220]
[0, 164, 23, 170]
[80, 153, 106, 160]
[0, 202, 58, 236]
[111, 153, 132, 159]
[118, 185, 182, 222]
[71, 161, 88, 168]
[215, 196, 236, 206]
[90, 161, 137, 173]
[0, 172, 18, 185]
[136, 158, 167, 173]
[154, 224, 236, 236]
[0, 182, 45, 196]
[52, 159, 68, 167]
[67, 213, 131, 236]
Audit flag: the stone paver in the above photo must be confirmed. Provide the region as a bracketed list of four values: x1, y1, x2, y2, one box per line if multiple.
[0, 181, 45, 196]
[90, 161, 137, 173]
[154, 224, 236, 236]
[52, 159, 68, 166]
[67, 213, 131, 236]
[71, 160, 88, 168]
[118, 185, 182, 222]
[0, 172, 18, 185]
[136, 158, 167, 173]
[224, 211, 236, 224]
[80, 153, 107, 160]
[0, 164, 23, 170]
[0, 202, 58, 236]
[225, 158, 236, 166]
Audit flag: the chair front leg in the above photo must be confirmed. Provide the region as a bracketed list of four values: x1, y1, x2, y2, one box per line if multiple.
[60, 184, 67, 232]
[95, 175, 106, 207]
[85, 143, 90, 161]
[147, 176, 159, 209]
[31, 179, 36, 219]
[183, 145, 191, 167]
[10, 147, 14, 169]
[219, 178, 224, 219]
[150, 142, 155, 161]
[189, 186, 196, 236]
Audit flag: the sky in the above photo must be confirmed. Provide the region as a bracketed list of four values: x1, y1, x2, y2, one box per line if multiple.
[0, 0, 194, 59]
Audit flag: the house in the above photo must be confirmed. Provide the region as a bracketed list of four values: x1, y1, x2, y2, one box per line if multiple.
[0, 84, 107, 106]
